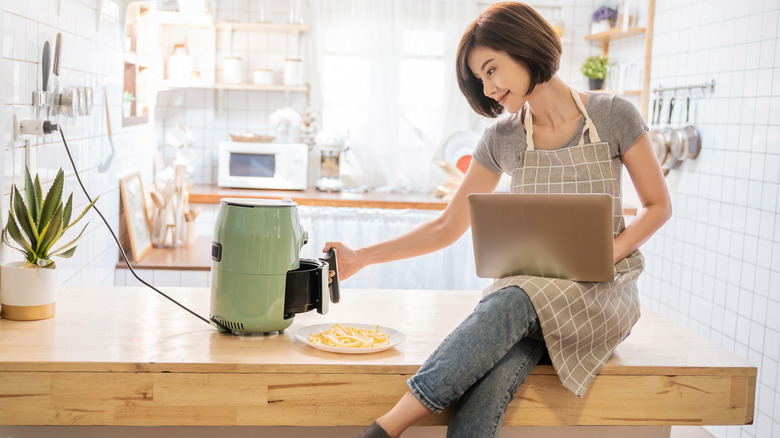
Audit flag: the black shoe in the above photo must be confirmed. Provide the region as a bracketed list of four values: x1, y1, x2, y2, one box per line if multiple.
[357, 420, 391, 438]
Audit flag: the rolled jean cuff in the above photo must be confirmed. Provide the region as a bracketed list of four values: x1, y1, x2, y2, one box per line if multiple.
[407, 376, 446, 414]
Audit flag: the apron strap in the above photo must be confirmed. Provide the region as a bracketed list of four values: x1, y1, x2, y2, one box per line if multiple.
[522, 88, 602, 151]
[523, 104, 536, 151]
[569, 87, 602, 145]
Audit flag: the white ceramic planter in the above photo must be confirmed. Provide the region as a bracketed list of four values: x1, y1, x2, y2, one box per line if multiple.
[0, 261, 58, 320]
[590, 19, 613, 35]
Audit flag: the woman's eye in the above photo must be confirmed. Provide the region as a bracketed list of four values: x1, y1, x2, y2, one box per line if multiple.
[487, 68, 495, 76]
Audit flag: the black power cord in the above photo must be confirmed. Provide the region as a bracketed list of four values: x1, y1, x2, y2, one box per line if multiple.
[54, 126, 229, 332]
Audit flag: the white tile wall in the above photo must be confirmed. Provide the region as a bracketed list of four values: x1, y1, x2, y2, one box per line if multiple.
[639, 0, 780, 437]
[1, 0, 156, 287]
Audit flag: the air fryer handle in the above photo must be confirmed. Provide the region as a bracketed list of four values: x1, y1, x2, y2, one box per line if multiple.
[321, 248, 340, 303]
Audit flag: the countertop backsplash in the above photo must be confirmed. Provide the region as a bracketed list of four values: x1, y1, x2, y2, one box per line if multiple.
[1, 2, 156, 287]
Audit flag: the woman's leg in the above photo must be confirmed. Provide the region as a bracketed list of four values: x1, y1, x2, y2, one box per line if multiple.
[362, 286, 540, 437]
[446, 337, 545, 438]
[407, 286, 540, 414]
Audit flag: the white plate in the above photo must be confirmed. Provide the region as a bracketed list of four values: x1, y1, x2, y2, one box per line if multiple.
[440, 130, 480, 165]
[295, 323, 406, 354]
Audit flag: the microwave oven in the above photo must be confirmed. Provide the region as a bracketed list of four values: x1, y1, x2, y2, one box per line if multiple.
[217, 141, 308, 190]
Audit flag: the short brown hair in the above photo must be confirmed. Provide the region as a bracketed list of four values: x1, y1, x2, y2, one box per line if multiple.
[456, 2, 562, 118]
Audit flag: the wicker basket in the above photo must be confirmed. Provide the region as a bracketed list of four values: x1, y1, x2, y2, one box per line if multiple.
[229, 133, 275, 143]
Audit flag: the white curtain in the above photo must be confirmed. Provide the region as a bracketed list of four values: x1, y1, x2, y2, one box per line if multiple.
[298, 206, 492, 291]
[306, 0, 481, 193]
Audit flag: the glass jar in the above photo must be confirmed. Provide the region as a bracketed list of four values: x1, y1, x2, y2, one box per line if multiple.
[168, 44, 193, 82]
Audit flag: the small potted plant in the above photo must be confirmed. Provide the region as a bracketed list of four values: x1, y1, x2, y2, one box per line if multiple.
[580, 55, 609, 90]
[590, 3, 618, 34]
[122, 91, 135, 117]
[1, 167, 97, 320]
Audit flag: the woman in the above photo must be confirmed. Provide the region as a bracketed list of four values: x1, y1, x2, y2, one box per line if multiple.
[326, 3, 672, 437]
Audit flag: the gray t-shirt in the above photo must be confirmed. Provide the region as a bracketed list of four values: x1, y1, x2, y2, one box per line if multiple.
[473, 92, 648, 175]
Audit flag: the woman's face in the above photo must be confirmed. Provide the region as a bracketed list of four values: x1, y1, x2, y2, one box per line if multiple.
[467, 46, 531, 114]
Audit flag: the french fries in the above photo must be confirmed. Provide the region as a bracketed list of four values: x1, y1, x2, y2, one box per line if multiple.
[308, 323, 390, 348]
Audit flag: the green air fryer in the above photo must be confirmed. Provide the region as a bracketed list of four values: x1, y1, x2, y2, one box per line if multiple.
[209, 198, 339, 334]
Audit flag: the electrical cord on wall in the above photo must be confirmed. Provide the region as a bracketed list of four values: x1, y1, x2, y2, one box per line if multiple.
[51, 125, 229, 332]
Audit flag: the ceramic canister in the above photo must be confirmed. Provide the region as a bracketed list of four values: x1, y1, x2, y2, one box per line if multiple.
[222, 57, 244, 84]
[253, 69, 273, 85]
[283, 59, 303, 85]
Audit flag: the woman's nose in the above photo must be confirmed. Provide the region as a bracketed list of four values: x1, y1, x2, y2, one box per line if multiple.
[482, 80, 495, 97]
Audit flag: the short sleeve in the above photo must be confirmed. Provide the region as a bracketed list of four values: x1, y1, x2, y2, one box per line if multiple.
[610, 96, 648, 157]
[472, 124, 503, 175]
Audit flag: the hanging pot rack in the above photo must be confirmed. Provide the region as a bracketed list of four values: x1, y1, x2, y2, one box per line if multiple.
[652, 79, 715, 97]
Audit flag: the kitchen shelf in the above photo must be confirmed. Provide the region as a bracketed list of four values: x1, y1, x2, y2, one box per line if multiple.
[214, 83, 309, 92]
[583, 0, 656, 120]
[133, 11, 310, 110]
[123, 51, 152, 68]
[155, 80, 309, 93]
[215, 21, 309, 32]
[149, 11, 214, 28]
[584, 27, 646, 43]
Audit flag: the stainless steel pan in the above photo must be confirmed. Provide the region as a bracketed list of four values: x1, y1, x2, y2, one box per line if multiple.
[669, 96, 689, 162]
[670, 94, 702, 161]
[683, 93, 701, 159]
[648, 96, 668, 165]
[661, 97, 681, 172]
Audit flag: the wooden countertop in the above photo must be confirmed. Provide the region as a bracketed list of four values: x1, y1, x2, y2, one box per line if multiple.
[189, 185, 639, 215]
[0, 287, 755, 427]
[188, 185, 449, 210]
[116, 235, 212, 270]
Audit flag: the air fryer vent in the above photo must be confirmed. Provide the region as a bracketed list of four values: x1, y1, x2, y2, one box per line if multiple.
[213, 317, 244, 331]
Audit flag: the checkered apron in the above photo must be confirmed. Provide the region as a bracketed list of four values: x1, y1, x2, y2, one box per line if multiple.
[483, 87, 644, 397]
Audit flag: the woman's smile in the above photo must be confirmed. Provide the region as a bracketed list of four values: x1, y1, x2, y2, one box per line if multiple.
[496, 91, 509, 105]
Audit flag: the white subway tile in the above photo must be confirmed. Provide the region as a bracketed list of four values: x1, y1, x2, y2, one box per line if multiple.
[763, 183, 778, 211]
[765, 154, 780, 183]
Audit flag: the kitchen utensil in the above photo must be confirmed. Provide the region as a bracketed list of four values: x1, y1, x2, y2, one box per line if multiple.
[295, 323, 406, 354]
[77, 87, 87, 115]
[661, 97, 681, 172]
[41, 41, 51, 94]
[47, 33, 62, 118]
[315, 147, 346, 192]
[210, 198, 340, 334]
[648, 96, 667, 165]
[98, 87, 115, 173]
[149, 190, 165, 209]
[53, 33, 61, 76]
[683, 92, 702, 159]
[669, 95, 689, 162]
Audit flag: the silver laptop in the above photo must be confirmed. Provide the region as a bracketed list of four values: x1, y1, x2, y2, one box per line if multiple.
[468, 193, 615, 282]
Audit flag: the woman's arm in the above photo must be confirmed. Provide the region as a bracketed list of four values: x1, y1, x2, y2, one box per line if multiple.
[324, 161, 502, 280]
[614, 132, 673, 262]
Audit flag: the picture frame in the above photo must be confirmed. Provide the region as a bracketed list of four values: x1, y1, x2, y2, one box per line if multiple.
[119, 172, 152, 262]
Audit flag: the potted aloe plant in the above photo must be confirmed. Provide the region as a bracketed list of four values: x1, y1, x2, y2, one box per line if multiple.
[1, 167, 97, 320]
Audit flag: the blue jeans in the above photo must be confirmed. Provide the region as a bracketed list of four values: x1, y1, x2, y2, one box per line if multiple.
[407, 286, 545, 438]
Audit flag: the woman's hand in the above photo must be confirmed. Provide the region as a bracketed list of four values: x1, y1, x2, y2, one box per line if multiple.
[322, 242, 365, 281]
